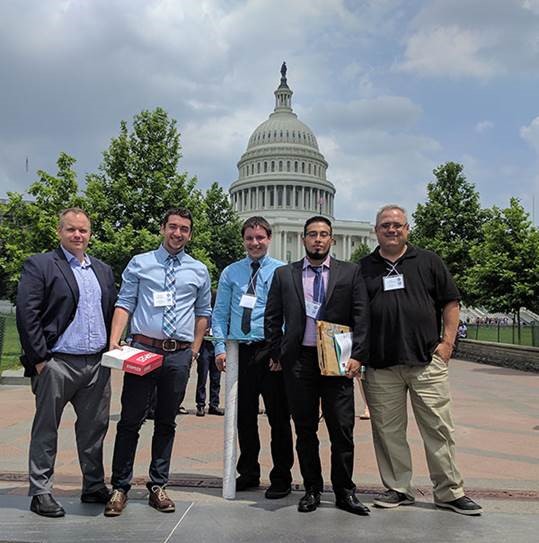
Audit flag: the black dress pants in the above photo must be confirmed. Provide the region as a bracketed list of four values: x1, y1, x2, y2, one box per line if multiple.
[236, 343, 294, 486]
[111, 342, 191, 492]
[196, 340, 221, 409]
[283, 346, 356, 497]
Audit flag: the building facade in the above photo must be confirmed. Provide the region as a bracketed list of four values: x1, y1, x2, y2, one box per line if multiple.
[229, 64, 376, 262]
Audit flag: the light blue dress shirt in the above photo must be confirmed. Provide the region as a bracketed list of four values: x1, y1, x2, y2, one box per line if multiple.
[212, 254, 285, 356]
[116, 245, 212, 342]
[52, 246, 107, 354]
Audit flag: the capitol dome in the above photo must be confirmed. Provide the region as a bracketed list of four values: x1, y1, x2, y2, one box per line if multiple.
[230, 63, 336, 220]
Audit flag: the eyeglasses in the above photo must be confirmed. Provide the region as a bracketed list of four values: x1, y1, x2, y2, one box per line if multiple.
[378, 222, 407, 231]
[304, 231, 332, 239]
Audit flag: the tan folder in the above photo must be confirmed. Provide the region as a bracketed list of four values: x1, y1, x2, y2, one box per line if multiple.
[316, 320, 352, 376]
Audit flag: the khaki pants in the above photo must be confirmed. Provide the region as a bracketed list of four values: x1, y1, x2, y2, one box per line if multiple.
[365, 355, 464, 502]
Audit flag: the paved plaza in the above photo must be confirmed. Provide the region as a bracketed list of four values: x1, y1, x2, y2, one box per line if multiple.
[0, 358, 538, 542]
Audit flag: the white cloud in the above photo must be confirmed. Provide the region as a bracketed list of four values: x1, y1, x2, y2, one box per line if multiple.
[475, 120, 494, 133]
[520, 116, 539, 153]
[396, 0, 539, 78]
[311, 96, 422, 132]
[397, 25, 500, 78]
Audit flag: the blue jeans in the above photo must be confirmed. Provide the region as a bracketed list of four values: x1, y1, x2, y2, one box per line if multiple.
[110, 341, 191, 492]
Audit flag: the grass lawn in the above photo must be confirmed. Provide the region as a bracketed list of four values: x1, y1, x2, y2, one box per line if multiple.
[467, 324, 535, 346]
[0, 314, 22, 371]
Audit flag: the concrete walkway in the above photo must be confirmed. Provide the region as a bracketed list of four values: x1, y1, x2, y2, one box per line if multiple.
[1, 358, 538, 542]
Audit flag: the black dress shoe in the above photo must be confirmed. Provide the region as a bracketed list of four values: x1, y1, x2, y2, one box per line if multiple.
[30, 494, 65, 517]
[335, 493, 370, 516]
[298, 490, 321, 512]
[81, 486, 112, 504]
[265, 483, 292, 499]
[236, 475, 260, 491]
[196, 406, 205, 417]
[208, 406, 224, 416]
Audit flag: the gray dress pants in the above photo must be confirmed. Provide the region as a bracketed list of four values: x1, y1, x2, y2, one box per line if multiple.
[29, 354, 111, 496]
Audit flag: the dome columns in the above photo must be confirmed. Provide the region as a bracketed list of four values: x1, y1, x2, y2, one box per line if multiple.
[231, 183, 334, 217]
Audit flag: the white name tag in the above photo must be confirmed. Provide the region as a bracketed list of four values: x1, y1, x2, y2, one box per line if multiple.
[305, 300, 321, 319]
[383, 274, 405, 291]
[153, 291, 174, 307]
[239, 294, 257, 309]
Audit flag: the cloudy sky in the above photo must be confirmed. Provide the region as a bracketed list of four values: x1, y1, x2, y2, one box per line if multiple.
[2, 0, 539, 225]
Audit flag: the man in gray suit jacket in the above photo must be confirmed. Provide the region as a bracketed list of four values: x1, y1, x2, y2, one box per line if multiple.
[265, 215, 370, 516]
[16, 208, 116, 517]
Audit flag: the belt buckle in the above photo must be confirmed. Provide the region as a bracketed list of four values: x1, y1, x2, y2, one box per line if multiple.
[162, 338, 177, 352]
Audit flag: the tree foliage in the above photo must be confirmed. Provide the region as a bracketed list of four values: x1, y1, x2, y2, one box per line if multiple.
[0, 153, 82, 301]
[349, 242, 371, 263]
[0, 108, 247, 298]
[203, 182, 244, 283]
[83, 107, 214, 282]
[410, 162, 488, 305]
[464, 198, 539, 323]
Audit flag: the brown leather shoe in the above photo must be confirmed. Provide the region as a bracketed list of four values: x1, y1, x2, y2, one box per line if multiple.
[148, 485, 175, 512]
[104, 489, 127, 517]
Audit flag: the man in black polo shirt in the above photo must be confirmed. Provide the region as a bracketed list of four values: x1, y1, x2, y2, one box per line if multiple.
[360, 204, 482, 516]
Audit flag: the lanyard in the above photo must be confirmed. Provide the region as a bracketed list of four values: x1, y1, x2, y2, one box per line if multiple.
[385, 262, 400, 277]
[246, 265, 262, 293]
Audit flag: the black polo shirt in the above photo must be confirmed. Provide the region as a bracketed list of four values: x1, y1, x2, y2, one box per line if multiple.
[360, 244, 460, 368]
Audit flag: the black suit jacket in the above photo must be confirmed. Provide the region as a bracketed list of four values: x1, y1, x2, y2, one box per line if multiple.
[264, 257, 369, 366]
[16, 247, 117, 376]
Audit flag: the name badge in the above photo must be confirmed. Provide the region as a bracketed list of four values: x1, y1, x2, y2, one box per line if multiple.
[305, 299, 321, 319]
[153, 291, 174, 307]
[239, 294, 257, 309]
[383, 274, 405, 291]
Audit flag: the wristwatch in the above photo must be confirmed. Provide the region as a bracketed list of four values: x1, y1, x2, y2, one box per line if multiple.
[192, 352, 200, 361]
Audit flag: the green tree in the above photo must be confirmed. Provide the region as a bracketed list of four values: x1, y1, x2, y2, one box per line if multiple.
[410, 162, 488, 305]
[0, 153, 81, 302]
[84, 107, 214, 282]
[465, 198, 539, 341]
[203, 182, 244, 283]
[349, 242, 371, 263]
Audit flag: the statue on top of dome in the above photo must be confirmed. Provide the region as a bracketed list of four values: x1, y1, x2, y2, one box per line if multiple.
[280, 61, 287, 78]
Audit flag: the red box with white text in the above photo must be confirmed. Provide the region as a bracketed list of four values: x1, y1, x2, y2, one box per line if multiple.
[101, 346, 163, 376]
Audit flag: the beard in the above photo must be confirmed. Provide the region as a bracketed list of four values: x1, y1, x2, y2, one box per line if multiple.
[305, 247, 330, 261]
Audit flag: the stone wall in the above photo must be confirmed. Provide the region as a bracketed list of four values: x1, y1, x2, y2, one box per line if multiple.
[454, 339, 539, 373]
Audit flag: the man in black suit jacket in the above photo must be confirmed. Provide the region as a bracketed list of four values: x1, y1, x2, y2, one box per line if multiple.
[265, 216, 370, 516]
[16, 208, 116, 517]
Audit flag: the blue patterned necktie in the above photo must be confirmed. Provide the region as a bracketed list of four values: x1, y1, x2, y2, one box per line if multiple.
[162, 255, 179, 337]
[311, 265, 325, 318]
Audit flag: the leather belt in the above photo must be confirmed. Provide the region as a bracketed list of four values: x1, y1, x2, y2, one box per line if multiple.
[132, 334, 191, 353]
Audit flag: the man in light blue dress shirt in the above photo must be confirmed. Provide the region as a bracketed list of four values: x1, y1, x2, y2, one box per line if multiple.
[104, 208, 211, 517]
[213, 216, 294, 499]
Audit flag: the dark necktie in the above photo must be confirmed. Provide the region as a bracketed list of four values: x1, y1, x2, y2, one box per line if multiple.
[311, 265, 326, 318]
[241, 261, 260, 334]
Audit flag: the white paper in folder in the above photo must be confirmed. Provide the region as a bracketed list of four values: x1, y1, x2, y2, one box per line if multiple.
[334, 332, 353, 374]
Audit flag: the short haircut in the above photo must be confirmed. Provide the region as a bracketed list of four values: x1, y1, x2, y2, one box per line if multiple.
[241, 216, 272, 238]
[303, 215, 332, 236]
[161, 208, 193, 229]
[375, 204, 408, 225]
[58, 207, 91, 229]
